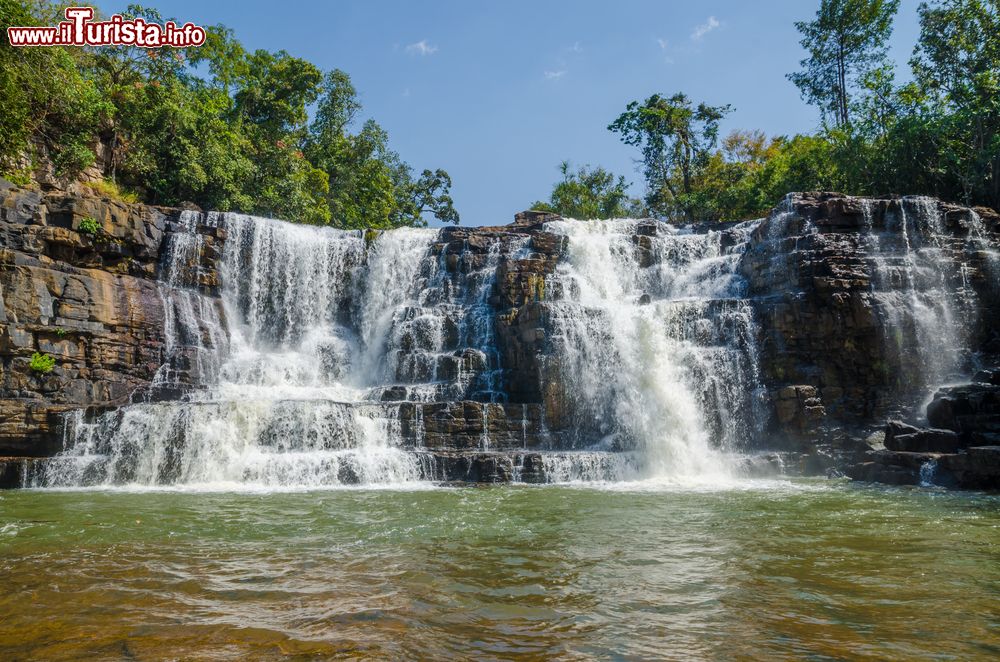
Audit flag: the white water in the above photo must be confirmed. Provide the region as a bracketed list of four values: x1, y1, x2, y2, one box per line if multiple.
[36, 200, 993, 489]
[38, 217, 438, 488]
[542, 218, 762, 481]
[861, 197, 989, 406]
[34, 210, 769, 489]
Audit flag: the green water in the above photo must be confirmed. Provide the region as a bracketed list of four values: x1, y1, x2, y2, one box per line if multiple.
[1, 479, 998, 660]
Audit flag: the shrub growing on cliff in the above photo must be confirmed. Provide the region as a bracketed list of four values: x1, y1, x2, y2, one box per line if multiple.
[29, 352, 56, 374]
[531, 162, 641, 219]
[85, 179, 139, 204]
[77, 216, 101, 235]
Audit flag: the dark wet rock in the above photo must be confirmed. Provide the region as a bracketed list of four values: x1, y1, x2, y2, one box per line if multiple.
[938, 446, 1000, 490]
[972, 368, 1000, 385]
[883, 420, 963, 453]
[745, 193, 1000, 452]
[926, 383, 1000, 432]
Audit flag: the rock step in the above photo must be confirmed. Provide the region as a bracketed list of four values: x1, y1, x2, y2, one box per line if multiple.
[847, 446, 1000, 489]
[1, 450, 637, 487]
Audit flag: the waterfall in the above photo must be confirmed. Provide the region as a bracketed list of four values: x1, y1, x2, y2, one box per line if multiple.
[37, 216, 440, 488]
[150, 211, 228, 393]
[862, 197, 985, 404]
[542, 219, 763, 481]
[36, 195, 989, 489]
[33, 210, 773, 488]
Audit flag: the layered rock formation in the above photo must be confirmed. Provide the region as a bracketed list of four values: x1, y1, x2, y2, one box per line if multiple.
[1, 183, 999, 488]
[0, 181, 222, 458]
[848, 369, 1000, 488]
[742, 194, 1000, 460]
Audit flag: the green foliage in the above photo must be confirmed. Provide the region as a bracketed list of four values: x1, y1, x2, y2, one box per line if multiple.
[609, 93, 731, 221]
[29, 352, 56, 374]
[532, 161, 639, 219]
[0, 1, 457, 228]
[909, 0, 1000, 208]
[77, 216, 101, 235]
[604, 0, 1000, 220]
[85, 179, 140, 203]
[788, 0, 901, 129]
[1, 167, 32, 187]
[306, 74, 459, 228]
[55, 328, 67, 337]
[0, 1, 110, 177]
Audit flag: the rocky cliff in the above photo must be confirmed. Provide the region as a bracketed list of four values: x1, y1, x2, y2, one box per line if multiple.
[745, 194, 1000, 445]
[1, 183, 998, 488]
[0, 181, 225, 458]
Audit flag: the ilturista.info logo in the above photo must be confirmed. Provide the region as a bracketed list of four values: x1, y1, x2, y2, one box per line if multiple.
[7, 6, 206, 48]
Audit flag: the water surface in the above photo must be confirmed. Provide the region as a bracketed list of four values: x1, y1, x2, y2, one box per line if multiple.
[1, 480, 998, 660]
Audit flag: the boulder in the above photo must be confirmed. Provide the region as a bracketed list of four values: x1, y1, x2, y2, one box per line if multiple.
[883, 420, 963, 453]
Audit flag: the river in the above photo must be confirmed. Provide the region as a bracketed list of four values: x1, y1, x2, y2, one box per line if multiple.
[2, 479, 998, 660]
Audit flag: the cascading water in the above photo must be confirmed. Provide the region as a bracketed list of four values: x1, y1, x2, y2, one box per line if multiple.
[34, 204, 772, 488]
[861, 197, 989, 406]
[42, 194, 996, 489]
[36, 216, 444, 488]
[541, 219, 763, 482]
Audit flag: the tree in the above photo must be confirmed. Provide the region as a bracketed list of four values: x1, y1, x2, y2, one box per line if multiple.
[694, 130, 785, 221]
[608, 93, 731, 221]
[531, 161, 637, 219]
[910, 0, 1000, 208]
[393, 168, 459, 226]
[0, 0, 458, 227]
[788, 0, 901, 130]
[306, 74, 459, 228]
[0, 0, 109, 178]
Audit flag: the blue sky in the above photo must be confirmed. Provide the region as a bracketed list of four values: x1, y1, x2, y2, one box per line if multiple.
[99, 0, 924, 225]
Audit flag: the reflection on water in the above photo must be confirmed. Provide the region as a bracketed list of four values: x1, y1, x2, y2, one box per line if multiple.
[0, 481, 998, 660]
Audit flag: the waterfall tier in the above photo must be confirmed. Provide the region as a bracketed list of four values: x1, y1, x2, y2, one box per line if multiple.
[1, 187, 997, 489]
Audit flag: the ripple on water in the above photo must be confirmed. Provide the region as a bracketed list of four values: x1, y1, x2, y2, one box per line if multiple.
[0, 481, 998, 660]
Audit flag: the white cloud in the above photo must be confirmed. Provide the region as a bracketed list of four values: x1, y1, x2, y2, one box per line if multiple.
[657, 38, 669, 50]
[569, 41, 583, 53]
[544, 70, 566, 80]
[405, 39, 438, 56]
[691, 16, 720, 40]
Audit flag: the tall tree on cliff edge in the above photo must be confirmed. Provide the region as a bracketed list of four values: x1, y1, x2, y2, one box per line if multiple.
[531, 161, 639, 220]
[608, 93, 731, 222]
[305, 69, 459, 229]
[788, 0, 901, 130]
[911, 0, 1000, 209]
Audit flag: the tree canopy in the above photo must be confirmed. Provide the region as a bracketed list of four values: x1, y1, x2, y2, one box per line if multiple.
[0, 1, 459, 228]
[534, 0, 999, 221]
[531, 162, 639, 219]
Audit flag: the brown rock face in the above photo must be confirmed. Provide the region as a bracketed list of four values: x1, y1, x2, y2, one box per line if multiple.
[742, 192, 1000, 449]
[0, 183, 222, 455]
[2, 183, 999, 486]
